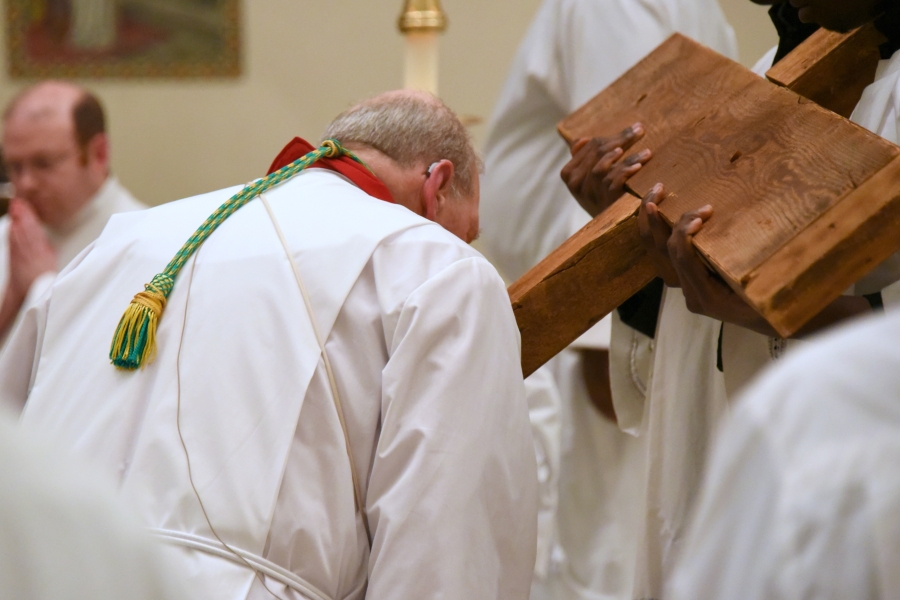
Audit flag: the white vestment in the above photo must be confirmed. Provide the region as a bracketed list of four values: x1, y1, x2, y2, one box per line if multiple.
[0, 169, 538, 600]
[0, 408, 193, 599]
[479, 1, 736, 598]
[668, 309, 900, 599]
[0, 175, 144, 344]
[625, 45, 900, 598]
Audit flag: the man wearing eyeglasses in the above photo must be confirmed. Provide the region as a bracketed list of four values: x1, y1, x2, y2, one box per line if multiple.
[0, 81, 144, 341]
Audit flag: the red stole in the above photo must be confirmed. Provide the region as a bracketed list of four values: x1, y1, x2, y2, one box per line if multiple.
[267, 137, 393, 203]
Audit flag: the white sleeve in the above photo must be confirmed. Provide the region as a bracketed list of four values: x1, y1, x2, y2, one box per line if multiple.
[559, 0, 673, 109]
[0, 240, 95, 412]
[365, 257, 538, 599]
[666, 403, 788, 600]
[0, 270, 56, 352]
[0, 282, 52, 414]
[751, 46, 779, 77]
[479, 0, 577, 282]
[669, 378, 881, 600]
[523, 365, 562, 581]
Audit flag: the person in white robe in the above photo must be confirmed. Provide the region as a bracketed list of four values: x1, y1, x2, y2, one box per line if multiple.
[667, 307, 900, 600]
[719, 3, 900, 398]
[0, 408, 194, 599]
[0, 90, 538, 599]
[606, 2, 900, 596]
[480, 1, 736, 598]
[0, 81, 144, 342]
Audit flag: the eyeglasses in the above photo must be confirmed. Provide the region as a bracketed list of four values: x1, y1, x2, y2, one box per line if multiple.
[4, 149, 77, 180]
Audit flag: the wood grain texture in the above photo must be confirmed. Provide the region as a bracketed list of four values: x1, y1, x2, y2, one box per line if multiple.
[766, 25, 885, 118]
[742, 155, 900, 336]
[629, 76, 899, 287]
[512, 30, 900, 375]
[558, 34, 754, 155]
[510, 194, 656, 378]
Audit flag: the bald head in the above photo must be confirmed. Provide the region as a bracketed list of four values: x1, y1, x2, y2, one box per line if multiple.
[2, 81, 110, 229]
[4, 81, 106, 154]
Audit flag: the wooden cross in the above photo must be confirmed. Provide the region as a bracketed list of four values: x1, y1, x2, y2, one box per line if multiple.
[512, 25, 899, 378]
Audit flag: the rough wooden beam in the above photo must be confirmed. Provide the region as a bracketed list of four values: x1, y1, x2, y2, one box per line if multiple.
[766, 24, 885, 118]
[510, 194, 656, 378]
[623, 57, 899, 307]
[510, 29, 897, 375]
[743, 154, 900, 335]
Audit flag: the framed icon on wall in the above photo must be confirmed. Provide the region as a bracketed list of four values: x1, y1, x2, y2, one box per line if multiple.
[6, 0, 241, 78]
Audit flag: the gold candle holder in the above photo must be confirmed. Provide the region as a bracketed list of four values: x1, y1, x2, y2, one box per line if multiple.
[399, 0, 448, 94]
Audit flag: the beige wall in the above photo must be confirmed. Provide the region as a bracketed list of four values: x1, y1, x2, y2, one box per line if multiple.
[0, 0, 777, 206]
[720, 0, 779, 67]
[0, 0, 545, 205]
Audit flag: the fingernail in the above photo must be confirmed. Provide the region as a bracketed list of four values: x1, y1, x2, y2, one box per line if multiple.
[640, 149, 652, 159]
[632, 123, 644, 135]
[702, 204, 712, 211]
[652, 183, 663, 193]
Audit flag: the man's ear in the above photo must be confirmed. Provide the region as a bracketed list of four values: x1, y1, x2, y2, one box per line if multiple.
[421, 159, 455, 221]
[86, 133, 109, 171]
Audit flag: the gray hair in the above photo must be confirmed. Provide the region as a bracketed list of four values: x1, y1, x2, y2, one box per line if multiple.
[322, 92, 479, 198]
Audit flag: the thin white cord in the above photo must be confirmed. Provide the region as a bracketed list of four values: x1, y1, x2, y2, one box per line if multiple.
[259, 193, 370, 540]
[174, 252, 288, 600]
[149, 528, 332, 600]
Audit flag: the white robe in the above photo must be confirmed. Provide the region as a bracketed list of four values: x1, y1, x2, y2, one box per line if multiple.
[0, 408, 194, 599]
[479, 1, 736, 597]
[627, 45, 900, 598]
[0, 175, 145, 344]
[668, 309, 900, 599]
[0, 169, 538, 600]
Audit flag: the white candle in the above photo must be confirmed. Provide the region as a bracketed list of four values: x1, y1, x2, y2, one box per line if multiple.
[404, 31, 439, 95]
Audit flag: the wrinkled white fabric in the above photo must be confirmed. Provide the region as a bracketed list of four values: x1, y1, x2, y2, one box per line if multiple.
[480, 1, 736, 598]
[627, 47, 761, 600]
[0, 176, 144, 345]
[0, 169, 538, 600]
[0, 408, 194, 599]
[669, 309, 900, 600]
[630, 288, 728, 599]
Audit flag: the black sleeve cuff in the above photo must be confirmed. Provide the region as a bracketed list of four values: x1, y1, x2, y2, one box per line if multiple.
[616, 277, 665, 339]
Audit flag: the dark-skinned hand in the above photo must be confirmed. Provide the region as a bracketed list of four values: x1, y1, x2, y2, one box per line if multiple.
[666, 205, 778, 336]
[637, 183, 680, 287]
[560, 123, 652, 217]
[667, 204, 876, 339]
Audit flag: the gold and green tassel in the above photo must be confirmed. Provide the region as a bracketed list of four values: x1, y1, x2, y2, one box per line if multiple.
[109, 139, 364, 370]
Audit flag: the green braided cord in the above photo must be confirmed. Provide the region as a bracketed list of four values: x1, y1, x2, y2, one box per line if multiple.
[110, 139, 363, 370]
[161, 139, 362, 282]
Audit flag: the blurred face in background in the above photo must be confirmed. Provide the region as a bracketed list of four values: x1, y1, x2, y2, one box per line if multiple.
[2, 87, 108, 230]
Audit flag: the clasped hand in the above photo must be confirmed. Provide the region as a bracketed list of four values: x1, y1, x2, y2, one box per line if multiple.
[639, 186, 775, 335]
[560, 123, 652, 217]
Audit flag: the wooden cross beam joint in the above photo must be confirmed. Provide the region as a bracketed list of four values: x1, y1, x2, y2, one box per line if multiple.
[511, 25, 897, 377]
